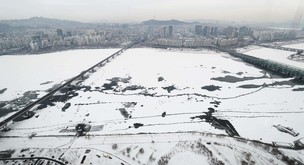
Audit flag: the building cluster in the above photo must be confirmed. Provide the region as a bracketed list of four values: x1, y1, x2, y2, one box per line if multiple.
[184, 39, 212, 47]
[155, 38, 183, 47]
[155, 38, 212, 47]
[0, 35, 30, 51]
[159, 26, 173, 38]
[151, 24, 304, 48]
[28, 29, 133, 51]
[1, 22, 304, 54]
[215, 38, 238, 47]
[152, 25, 250, 47]
[0, 26, 144, 54]
[194, 25, 218, 37]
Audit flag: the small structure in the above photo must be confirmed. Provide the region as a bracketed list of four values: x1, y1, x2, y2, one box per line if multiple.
[272, 142, 294, 148]
[273, 125, 299, 137]
[75, 123, 91, 136]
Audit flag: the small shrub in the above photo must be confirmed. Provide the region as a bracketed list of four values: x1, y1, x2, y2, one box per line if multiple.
[139, 148, 144, 154]
[112, 143, 118, 150]
[126, 147, 131, 153]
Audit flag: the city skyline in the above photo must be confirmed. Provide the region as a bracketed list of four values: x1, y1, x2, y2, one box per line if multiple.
[0, 0, 304, 24]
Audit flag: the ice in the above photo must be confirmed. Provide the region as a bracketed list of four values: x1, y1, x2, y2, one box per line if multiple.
[283, 43, 304, 49]
[0, 49, 119, 101]
[239, 46, 304, 69]
[0, 48, 303, 164]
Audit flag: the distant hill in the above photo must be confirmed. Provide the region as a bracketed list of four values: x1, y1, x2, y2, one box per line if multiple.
[141, 19, 196, 26]
[0, 23, 12, 32]
[0, 17, 90, 29]
[0, 23, 25, 32]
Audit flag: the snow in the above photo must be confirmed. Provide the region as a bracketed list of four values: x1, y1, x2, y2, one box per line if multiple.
[282, 43, 304, 49]
[239, 46, 304, 69]
[0, 132, 297, 165]
[0, 48, 303, 164]
[0, 49, 119, 101]
[168, 151, 208, 165]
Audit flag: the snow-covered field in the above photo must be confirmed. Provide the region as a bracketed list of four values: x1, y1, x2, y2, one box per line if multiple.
[1, 48, 304, 164]
[0, 49, 119, 101]
[282, 43, 304, 49]
[238, 46, 304, 69]
[0, 49, 119, 120]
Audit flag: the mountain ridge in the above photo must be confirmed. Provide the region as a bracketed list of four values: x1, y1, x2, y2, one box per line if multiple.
[0, 17, 90, 29]
[141, 19, 197, 25]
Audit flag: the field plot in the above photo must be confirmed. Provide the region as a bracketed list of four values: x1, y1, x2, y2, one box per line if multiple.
[1, 48, 304, 164]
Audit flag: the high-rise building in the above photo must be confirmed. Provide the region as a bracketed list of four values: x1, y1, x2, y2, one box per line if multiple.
[159, 27, 166, 37]
[203, 26, 210, 37]
[239, 26, 250, 36]
[223, 26, 236, 36]
[168, 26, 173, 37]
[210, 27, 218, 36]
[160, 26, 173, 38]
[195, 25, 202, 35]
[56, 29, 63, 39]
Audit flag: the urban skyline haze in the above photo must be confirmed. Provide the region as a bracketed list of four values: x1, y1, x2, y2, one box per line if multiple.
[0, 0, 303, 24]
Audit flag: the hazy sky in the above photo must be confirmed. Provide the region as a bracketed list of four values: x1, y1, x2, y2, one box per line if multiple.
[0, 0, 303, 23]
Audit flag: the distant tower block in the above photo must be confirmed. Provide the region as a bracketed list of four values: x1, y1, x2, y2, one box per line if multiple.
[168, 25, 173, 37]
[56, 29, 64, 39]
[195, 25, 203, 35]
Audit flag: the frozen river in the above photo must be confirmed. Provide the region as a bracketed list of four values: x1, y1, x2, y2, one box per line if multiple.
[0, 49, 119, 101]
[283, 42, 304, 50]
[0, 48, 304, 164]
[0, 49, 119, 120]
[238, 46, 304, 70]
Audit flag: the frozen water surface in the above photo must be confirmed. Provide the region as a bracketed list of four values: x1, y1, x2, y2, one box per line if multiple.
[0, 48, 303, 164]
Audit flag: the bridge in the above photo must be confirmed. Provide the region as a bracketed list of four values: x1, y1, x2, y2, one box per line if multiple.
[0, 45, 133, 129]
[214, 46, 304, 81]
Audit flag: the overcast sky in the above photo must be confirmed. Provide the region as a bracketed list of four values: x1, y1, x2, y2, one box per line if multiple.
[0, 0, 303, 23]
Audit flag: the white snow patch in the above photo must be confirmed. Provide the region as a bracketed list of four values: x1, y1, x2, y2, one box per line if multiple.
[0, 49, 119, 101]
